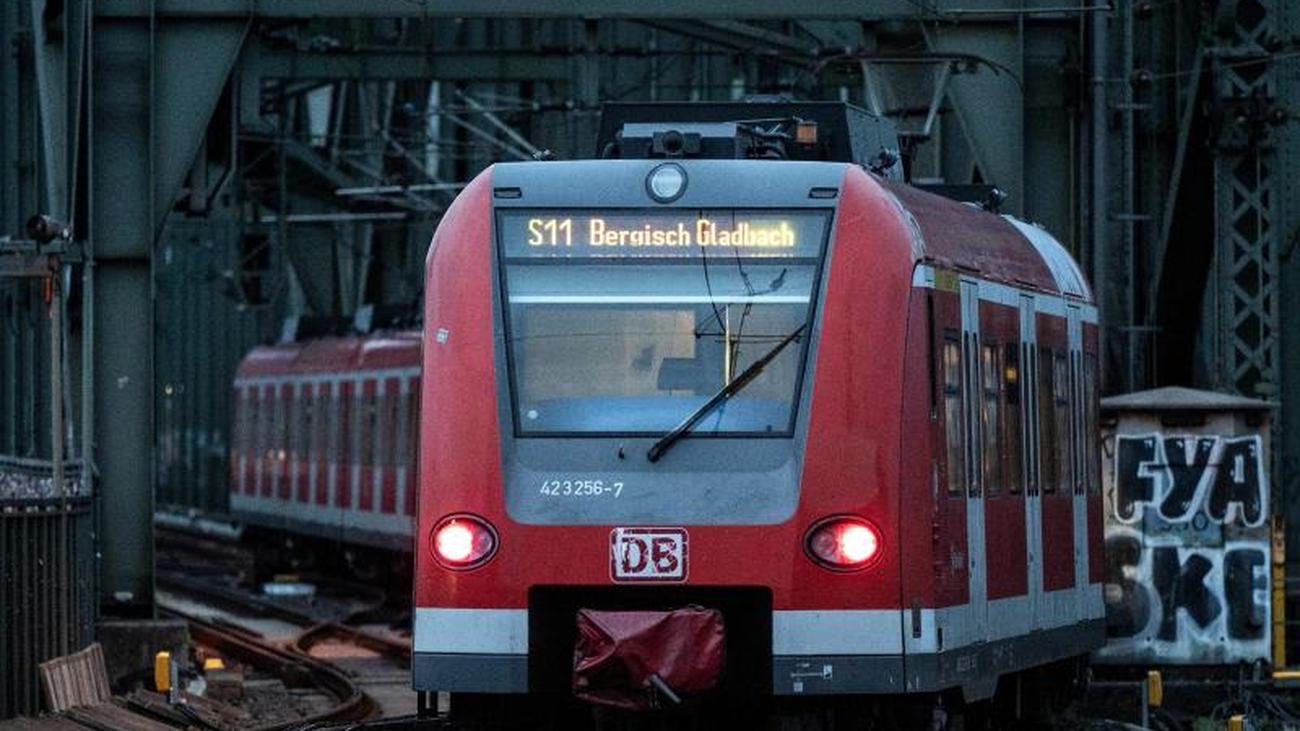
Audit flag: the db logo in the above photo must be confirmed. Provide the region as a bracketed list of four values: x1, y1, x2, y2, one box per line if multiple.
[610, 527, 688, 582]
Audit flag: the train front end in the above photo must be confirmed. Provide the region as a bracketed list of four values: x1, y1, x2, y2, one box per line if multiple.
[415, 153, 919, 712]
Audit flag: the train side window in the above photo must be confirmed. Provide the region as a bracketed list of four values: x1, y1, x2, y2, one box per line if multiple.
[1084, 355, 1100, 495]
[1038, 347, 1056, 493]
[1002, 343, 1022, 494]
[278, 385, 291, 457]
[352, 384, 366, 467]
[258, 385, 271, 457]
[297, 386, 310, 465]
[1053, 353, 1072, 492]
[324, 383, 338, 464]
[386, 385, 401, 469]
[374, 388, 387, 468]
[361, 387, 378, 467]
[313, 386, 328, 464]
[981, 343, 1001, 495]
[942, 333, 964, 496]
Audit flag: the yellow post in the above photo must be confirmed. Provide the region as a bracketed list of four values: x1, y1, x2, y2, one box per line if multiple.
[153, 651, 171, 693]
[1146, 670, 1162, 708]
[1227, 714, 1246, 731]
[1272, 516, 1286, 669]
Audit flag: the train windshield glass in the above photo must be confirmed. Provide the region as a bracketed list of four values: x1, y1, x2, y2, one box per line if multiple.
[496, 209, 829, 436]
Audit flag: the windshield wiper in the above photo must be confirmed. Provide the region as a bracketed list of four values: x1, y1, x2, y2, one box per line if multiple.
[646, 323, 807, 463]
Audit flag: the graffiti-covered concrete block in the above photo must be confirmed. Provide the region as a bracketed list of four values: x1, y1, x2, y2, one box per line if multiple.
[1094, 386, 1274, 665]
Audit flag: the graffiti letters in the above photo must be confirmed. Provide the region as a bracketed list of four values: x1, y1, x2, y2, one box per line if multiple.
[1099, 532, 1270, 663]
[1101, 429, 1271, 665]
[1112, 434, 1266, 528]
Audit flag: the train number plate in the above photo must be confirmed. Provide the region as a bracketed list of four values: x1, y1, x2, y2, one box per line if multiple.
[610, 527, 688, 582]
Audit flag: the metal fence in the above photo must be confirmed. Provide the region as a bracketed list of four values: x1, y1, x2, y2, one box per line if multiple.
[0, 457, 94, 719]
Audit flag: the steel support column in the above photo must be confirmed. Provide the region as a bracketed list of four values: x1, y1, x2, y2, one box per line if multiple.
[1208, 1, 1281, 401]
[90, 10, 245, 614]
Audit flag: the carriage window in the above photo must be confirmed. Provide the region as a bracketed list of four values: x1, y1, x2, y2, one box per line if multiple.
[1054, 353, 1073, 492]
[276, 386, 289, 459]
[943, 335, 964, 496]
[366, 387, 379, 465]
[1003, 343, 1022, 494]
[1084, 355, 1100, 495]
[1038, 347, 1056, 493]
[353, 386, 367, 466]
[385, 385, 402, 468]
[313, 387, 328, 464]
[295, 387, 310, 465]
[981, 344, 1001, 495]
[257, 386, 271, 461]
[497, 209, 828, 436]
[325, 384, 339, 463]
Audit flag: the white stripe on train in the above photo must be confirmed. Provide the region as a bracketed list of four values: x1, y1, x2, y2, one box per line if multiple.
[413, 588, 1104, 656]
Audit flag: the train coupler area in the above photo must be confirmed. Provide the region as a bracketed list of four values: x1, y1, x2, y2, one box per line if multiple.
[529, 586, 771, 702]
[572, 606, 725, 710]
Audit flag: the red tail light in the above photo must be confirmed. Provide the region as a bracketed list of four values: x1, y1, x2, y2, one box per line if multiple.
[432, 514, 497, 569]
[805, 516, 882, 571]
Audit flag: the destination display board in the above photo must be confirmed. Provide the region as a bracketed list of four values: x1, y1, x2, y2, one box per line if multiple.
[497, 210, 828, 259]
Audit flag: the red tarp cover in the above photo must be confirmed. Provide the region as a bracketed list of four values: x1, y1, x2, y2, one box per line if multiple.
[572, 607, 725, 710]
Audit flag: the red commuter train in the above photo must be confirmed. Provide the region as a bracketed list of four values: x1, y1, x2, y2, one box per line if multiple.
[413, 103, 1104, 727]
[227, 331, 421, 567]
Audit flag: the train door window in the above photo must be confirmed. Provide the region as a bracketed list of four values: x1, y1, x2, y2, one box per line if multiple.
[313, 386, 328, 464]
[943, 333, 964, 496]
[981, 343, 1001, 495]
[385, 385, 401, 469]
[276, 384, 288, 462]
[325, 383, 339, 464]
[374, 388, 388, 468]
[352, 383, 365, 468]
[1023, 344, 1038, 495]
[255, 386, 269, 464]
[1053, 353, 1073, 492]
[1038, 347, 1057, 493]
[296, 386, 310, 465]
[1084, 355, 1100, 494]
[361, 385, 377, 467]
[1002, 343, 1022, 494]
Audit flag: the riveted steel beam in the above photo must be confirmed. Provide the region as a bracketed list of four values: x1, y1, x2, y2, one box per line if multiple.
[96, 0, 926, 20]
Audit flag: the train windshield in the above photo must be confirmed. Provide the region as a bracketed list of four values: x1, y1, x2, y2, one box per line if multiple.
[496, 209, 830, 436]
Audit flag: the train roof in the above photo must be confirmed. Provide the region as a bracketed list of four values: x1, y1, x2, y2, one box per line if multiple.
[235, 330, 421, 380]
[1101, 386, 1275, 413]
[882, 177, 1091, 301]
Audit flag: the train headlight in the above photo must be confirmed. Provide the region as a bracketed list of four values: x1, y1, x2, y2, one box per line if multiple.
[432, 514, 498, 569]
[646, 163, 687, 203]
[805, 516, 881, 571]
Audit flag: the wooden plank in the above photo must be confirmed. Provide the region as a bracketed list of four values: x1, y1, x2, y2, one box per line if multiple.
[38, 644, 111, 712]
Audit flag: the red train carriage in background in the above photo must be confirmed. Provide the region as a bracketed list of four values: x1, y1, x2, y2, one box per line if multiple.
[413, 103, 1105, 727]
[227, 331, 421, 567]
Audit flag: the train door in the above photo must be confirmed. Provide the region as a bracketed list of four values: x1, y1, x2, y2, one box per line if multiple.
[960, 280, 988, 641]
[1067, 304, 1089, 616]
[1020, 296, 1044, 628]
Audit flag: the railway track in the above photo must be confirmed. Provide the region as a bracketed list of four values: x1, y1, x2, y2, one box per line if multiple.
[155, 522, 418, 724]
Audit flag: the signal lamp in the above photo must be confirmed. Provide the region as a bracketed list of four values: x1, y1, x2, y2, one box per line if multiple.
[432, 514, 498, 569]
[805, 516, 882, 571]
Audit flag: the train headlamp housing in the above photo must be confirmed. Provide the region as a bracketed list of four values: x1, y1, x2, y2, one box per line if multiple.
[805, 515, 882, 571]
[432, 514, 498, 570]
[646, 163, 687, 203]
